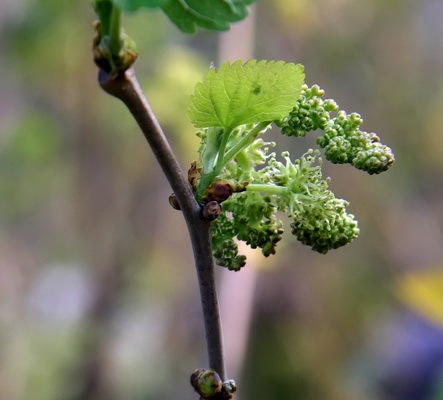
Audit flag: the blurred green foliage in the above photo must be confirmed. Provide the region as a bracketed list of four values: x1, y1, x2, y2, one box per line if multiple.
[0, 0, 442, 399]
[0, 111, 61, 220]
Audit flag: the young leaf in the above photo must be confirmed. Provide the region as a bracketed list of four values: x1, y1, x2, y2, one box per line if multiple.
[111, 0, 167, 11]
[188, 60, 305, 130]
[109, 0, 256, 33]
[161, 0, 256, 33]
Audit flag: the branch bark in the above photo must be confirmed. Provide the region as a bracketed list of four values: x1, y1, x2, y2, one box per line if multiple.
[98, 68, 227, 380]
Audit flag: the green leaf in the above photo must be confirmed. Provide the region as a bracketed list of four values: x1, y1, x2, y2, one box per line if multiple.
[109, 0, 256, 32]
[161, 0, 256, 33]
[188, 60, 305, 130]
[111, 0, 167, 11]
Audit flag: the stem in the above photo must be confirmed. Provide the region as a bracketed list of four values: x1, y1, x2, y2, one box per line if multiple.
[235, 149, 253, 173]
[202, 127, 223, 174]
[196, 127, 233, 200]
[109, 5, 122, 56]
[98, 68, 226, 380]
[196, 170, 218, 201]
[214, 127, 233, 173]
[246, 183, 289, 195]
[197, 121, 270, 200]
[222, 121, 270, 165]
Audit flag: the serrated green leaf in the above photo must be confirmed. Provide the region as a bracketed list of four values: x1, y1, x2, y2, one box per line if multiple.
[188, 60, 305, 130]
[111, 0, 167, 12]
[161, 0, 256, 33]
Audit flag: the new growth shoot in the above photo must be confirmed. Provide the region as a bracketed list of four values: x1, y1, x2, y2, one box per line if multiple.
[186, 60, 394, 270]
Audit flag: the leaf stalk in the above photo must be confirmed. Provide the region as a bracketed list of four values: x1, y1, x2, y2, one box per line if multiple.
[109, 5, 122, 57]
[222, 121, 271, 165]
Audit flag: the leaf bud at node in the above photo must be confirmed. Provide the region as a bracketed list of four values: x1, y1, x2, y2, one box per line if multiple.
[190, 369, 223, 399]
[168, 193, 181, 210]
[221, 379, 237, 399]
[202, 180, 234, 203]
[188, 161, 202, 190]
[202, 201, 221, 221]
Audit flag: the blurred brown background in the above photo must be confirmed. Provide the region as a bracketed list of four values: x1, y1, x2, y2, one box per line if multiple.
[1, 1, 443, 399]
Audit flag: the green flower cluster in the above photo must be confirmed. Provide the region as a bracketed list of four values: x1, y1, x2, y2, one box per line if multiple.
[289, 193, 360, 254]
[211, 212, 247, 271]
[210, 149, 359, 270]
[212, 192, 283, 270]
[279, 84, 339, 137]
[279, 85, 395, 174]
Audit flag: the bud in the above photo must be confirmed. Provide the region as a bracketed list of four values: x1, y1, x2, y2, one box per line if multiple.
[202, 201, 221, 221]
[168, 193, 181, 210]
[221, 379, 237, 399]
[190, 369, 223, 398]
[203, 180, 233, 203]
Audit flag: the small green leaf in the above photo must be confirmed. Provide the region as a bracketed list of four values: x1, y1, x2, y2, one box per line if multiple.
[109, 0, 256, 32]
[111, 0, 167, 11]
[161, 0, 256, 33]
[188, 60, 305, 130]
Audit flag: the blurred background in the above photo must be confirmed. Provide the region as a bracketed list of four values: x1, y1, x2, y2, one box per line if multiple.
[1, 0, 443, 399]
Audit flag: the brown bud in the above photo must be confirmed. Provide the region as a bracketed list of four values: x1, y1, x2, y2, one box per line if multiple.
[202, 201, 221, 221]
[202, 180, 234, 203]
[168, 193, 181, 210]
[188, 161, 202, 190]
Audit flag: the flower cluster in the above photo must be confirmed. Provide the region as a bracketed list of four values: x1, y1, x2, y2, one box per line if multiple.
[279, 84, 395, 174]
[210, 149, 359, 270]
[279, 84, 339, 137]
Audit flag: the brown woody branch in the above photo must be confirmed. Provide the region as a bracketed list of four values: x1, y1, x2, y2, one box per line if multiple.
[98, 68, 227, 381]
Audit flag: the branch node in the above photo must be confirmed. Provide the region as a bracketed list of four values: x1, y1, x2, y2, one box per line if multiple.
[190, 369, 237, 400]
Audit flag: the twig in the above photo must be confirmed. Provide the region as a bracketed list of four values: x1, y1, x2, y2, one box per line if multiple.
[98, 68, 227, 380]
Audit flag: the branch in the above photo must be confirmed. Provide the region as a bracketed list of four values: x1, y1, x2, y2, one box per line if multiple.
[98, 68, 227, 380]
